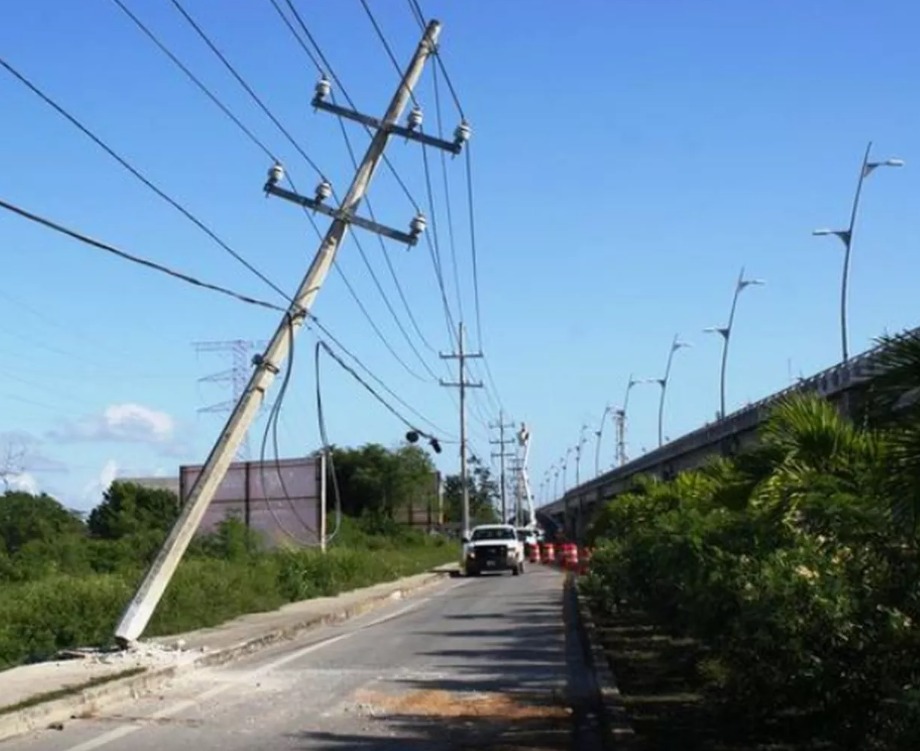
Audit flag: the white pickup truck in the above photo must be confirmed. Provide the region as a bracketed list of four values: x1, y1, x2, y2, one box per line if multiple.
[461, 524, 525, 576]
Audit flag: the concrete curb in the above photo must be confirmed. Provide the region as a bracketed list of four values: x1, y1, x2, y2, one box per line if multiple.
[571, 577, 638, 748]
[0, 566, 454, 743]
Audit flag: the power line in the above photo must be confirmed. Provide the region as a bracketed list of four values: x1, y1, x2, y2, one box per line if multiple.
[322, 107, 442, 377]
[465, 144, 485, 351]
[109, 0, 277, 162]
[420, 141, 458, 346]
[0, 55, 291, 304]
[110, 1, 432, 396]
[432, 61, 464, 323]
[316, 339, 448, 443]
[408, 0, 466, 120]
[168, 0, 327, 181]
[331, 258, 429, 382]
[407, 0, 426, 30]
[307, 314, 456, 440]
[269, 0, 444, 362]
[274, 0, 421, 213]
[0, 198, 283, 312]
[358, 0, 419, 107]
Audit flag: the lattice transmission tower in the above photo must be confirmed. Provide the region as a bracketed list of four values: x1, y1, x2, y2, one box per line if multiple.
[194, 339, 266, 461]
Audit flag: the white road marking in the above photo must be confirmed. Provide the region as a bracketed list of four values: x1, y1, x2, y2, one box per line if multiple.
[62, 578, 470, 751]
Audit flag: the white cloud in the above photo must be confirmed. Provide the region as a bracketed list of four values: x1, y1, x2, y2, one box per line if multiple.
[7, 472, 40, 494]
[81, 459, 120, 504]
[47, 403, 177, 446]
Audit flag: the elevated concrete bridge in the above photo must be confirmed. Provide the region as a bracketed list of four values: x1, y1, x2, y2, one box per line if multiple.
[538, 329, 915, 542]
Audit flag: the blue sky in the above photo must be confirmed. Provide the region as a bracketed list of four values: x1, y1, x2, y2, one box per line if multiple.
[1, 0, 918, 512]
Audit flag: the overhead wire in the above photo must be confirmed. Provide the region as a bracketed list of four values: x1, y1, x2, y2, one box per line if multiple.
[258, 314, 327, 546]
[394, 2, 503, 418]
[146, 0, 437, 385]
[419, 140, 458, 347]
[0, 198, 284, 313]
[109, 0, 432, 396]
[357, 0, 419, 108]
[407, 0, 426, 30]
[109, 0, 277, 163]
[331, 105, 439, 355]
[307, 313, 455, 440]
[267, 0, 450, 378]
[276, 0, 421, 213]
[406, 0, 466, 121]
[167, 0, 327, 181]
[316, 339, 446, 443]
[432, 61, 464, 323]
[330, 247, 430, 382]
[0, 56, 292, 304]
[403, 0, 506, 418]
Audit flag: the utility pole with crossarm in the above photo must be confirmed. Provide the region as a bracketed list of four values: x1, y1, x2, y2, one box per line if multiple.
[114, 20, 468, 646]
[489, 410, 515, 523]
[440, 322, 482, 537]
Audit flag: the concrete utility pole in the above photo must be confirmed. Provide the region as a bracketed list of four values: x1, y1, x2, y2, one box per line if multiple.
[114, 20, 451, 646]
[489, 410, 515, 523]
[440, 322, 482, 536]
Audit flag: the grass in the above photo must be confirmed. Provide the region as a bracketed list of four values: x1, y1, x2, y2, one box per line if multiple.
[0, 541, 456, 671]
[589, 604, 834, 751]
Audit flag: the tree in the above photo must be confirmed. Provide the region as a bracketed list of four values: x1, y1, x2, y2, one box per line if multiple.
[443, 455, 500, 526]
[0, 490, 85, 555]
[0, 434, 30, 493]
[869, 329, 920, 533]
[87, 481, 180, 540]
[330, 442, 437, 520]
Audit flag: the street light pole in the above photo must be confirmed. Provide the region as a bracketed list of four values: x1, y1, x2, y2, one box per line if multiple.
[814, 142, 903, 362]
[657, 335, 691, 447]
[704, 267, 764, 419]
[574, 424, 588, 486]
[594, 405, 613, 476]
[561, 447, 572, 493]
[616, 374, 654, 467]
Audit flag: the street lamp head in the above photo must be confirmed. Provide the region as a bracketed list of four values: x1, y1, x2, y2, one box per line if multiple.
[813, 228, 850, 244]
[867, 158, 905, 174]
[674, 340, 692, 350]
[703, 326, 729, 338]
[739, 278, 766, 289]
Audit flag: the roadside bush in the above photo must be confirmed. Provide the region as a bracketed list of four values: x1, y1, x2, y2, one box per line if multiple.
[0, 574, 131, 669]
[585, 390, 920, 749]
[0, 533, 454, 670]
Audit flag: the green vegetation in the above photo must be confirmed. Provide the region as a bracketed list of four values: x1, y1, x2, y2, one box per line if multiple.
[583, 331, 920, 750]
[0, 441, 460, 671]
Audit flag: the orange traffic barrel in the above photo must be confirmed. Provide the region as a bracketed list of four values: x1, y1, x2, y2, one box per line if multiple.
[562, 542, 579, 570]
[527, 543, 541, 563]
[540, 542, 555, 563]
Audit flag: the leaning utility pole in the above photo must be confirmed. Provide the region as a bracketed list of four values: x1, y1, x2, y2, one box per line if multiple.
[115, 20, 460, 646]
[489, 410, 515, 523]
[440, 322, 482, 536]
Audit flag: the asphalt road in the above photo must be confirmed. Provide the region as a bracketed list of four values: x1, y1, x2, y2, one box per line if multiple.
[6, 566, 603, 750]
